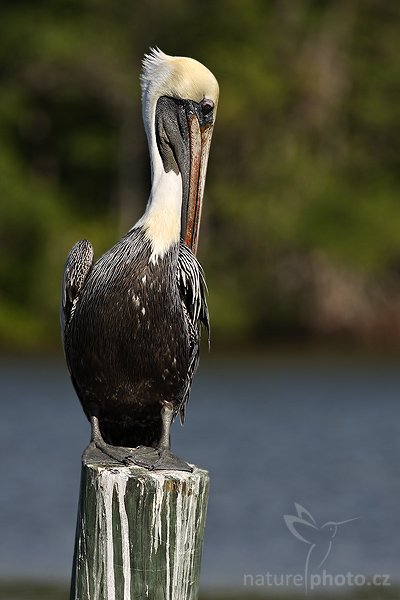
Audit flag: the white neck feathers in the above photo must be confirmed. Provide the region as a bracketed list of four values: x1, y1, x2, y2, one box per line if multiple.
[137, 168, 182, 264]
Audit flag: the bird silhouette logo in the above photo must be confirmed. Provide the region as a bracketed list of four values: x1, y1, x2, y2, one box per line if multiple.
[284, 503, 358, 591]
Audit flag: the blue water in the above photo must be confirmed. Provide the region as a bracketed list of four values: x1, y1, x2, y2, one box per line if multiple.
[1, 354, 399, 591]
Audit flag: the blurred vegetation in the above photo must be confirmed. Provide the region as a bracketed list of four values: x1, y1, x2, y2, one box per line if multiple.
[1, 0, 400, 353]
[0, 580, 399, 600]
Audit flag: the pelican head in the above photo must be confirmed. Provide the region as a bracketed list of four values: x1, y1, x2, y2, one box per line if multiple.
[140, 48, 219, 257]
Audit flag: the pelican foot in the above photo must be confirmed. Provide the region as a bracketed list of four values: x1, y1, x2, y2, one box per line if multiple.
[85, 436, 192, 472]
[83, 441, 127, 464]
[122, 446, 160, 468]
[124, 447, 192, 472]
[83, 440, 156, 468]
[151, 449, 193, 472]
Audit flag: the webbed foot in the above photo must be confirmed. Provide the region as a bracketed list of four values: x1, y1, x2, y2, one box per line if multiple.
[83, 440, 155, 466]
[151, 448, 193, 472]
[123, 447, 192, 472]
[87, 414, 192, 472]
[85, 439, 192, 472]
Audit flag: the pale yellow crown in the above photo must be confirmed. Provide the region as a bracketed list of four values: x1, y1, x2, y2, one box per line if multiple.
[141, 48, 219, 112]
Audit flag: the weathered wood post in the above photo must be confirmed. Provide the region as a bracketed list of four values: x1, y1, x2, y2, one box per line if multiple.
[70, 446, 209, 600]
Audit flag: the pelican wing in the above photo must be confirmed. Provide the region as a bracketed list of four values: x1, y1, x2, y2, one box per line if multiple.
[177, 241, 209, 423]
[61, 239, 94, 334]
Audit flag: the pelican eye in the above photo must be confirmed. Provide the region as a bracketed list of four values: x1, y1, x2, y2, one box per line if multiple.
[200, 98, 214, 115]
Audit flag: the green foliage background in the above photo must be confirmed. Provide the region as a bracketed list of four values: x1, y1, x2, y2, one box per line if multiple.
[1, 0, 399, 352]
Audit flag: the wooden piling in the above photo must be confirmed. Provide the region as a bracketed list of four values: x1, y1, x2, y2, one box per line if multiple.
[70, 446, 209, 600]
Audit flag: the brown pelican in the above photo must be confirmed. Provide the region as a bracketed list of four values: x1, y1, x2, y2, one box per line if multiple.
[61, 49, 218, 471]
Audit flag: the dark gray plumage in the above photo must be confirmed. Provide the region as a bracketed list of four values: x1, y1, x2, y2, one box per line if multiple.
[61, 228, 208, 450]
